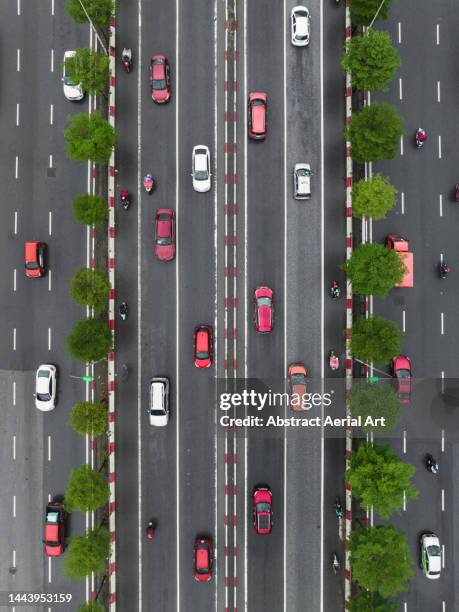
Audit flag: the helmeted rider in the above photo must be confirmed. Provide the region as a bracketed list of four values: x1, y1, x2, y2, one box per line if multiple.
[122, 48, 132, 62]
[416, 127, 427, 143]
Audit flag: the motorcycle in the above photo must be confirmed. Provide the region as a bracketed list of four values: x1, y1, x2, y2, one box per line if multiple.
[146, 520, 155, 540]
[121, 364, 129, 379]
[120, 189, 131, 210]
[439, 262, 450, 279]
[330, 280, 340, 299]
[329, 350, 339, 371]
[425, 454, 438, 474]
[331, 552, 340, 574]
[455, 183, 459, 202]
[143, 174, 155, 193]
[119, 301, 128, 320]
[415, 128, 427, 149]
[334, 496, 344, 519]
[121, 48, 132, 73]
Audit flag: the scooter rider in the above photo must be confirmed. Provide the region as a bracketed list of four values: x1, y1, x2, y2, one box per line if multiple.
[415, 127, 427, 148]
[329, 350, 339, 371]
[146, 520, 155, 540]
[119, 301, 128, 320]
[439, 261, 450, 278]
[425, 454, 438, 474]
[120, 188, 130, 209]
[330, 280, 340, 299]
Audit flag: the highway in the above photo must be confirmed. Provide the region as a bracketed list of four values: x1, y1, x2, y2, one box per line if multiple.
[371, 0, 459, 609]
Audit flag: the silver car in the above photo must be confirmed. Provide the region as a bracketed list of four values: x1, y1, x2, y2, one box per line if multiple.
[294, 163, 311, 199]
[148, 377, 170, 426]
[291, 6, 310, 47]
[62, 51, 84, 101]
[35, 365, 57, 411]
[191, 146, 211, 192]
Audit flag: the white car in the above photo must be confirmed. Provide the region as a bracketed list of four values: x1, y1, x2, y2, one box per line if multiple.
[421, 533, 441, 579]
[191, 146, 211, 192]
[291, 6, 310, 47]
[35, 365, 57, 411]
[62, 51, 84, 101]
[294, 163, 311, 199]
[148, 377, 169, 426]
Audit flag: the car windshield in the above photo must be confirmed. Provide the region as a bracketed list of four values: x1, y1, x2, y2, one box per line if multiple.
[45, 540, 60, 546]
[153, 79, 166, 89]
[196, 351, 209, 359]
[257, 297, 271, 307]
[25, 261, 39, 270]
[257, 502, 271, 512]
[37, 391, 51, 401]
[297, 168, 310, 176]
[252, 99, 265, 106]
[427, 545, 441, 557]
[47, 512, 60, 523]
[157, 235, 171, 245]
[150, 408, 166, 416]
[64, 60, 78, 86]
[291, 374, 306, 384]
[194, 170, 208, 180]
[396, 369, 411, 379]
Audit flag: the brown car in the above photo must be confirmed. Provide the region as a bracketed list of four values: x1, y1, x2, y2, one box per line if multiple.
[288, 363, 308, 411]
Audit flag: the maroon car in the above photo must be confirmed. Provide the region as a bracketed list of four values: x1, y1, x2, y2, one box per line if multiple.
[253, 486, 272, 535]
[392, 355, 412, 403]
[253, 286, 274, 333]
[154, 209, 175, 261]
[150, 55, 171, 103]
[248, 92, 267, 140]
[43, 502, 65, 557]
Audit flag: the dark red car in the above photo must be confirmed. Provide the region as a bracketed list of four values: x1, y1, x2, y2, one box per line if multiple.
[248, 92, 267, 140]
[194, 537, 213, 582]
[253, 486, 272, 535]
[25, 241, 46, 278]
[194, 325, 213, 368]
[150, 55, 171, 103]
[154, 209, 175, 261]
[43, 502, 65, 557]
[392, 355, 412, 403]
[253, 286, 274, 333]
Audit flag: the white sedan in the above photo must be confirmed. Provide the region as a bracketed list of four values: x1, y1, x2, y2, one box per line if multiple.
[35, 365, 57, 411]
[62, 51, 84, 101]
[291, 6, 310, 47]
[192, 146, 211, 192]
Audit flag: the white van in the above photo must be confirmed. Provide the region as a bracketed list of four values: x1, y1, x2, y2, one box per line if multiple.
[148, 377, 170, 426]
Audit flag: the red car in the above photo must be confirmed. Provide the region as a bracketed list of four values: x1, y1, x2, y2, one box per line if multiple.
[253, 286, 274, 333]
[43, 502, 65, 557]
[288, 363, 308, 411]
[194, 325, 213, 368]
[150, 55, 171, 103]
[392, 355, 412, 403]
[24, 241, 46, 278]
[194, 537, 213, 582]
[154, 209, 175, 261]
[248, 92, 267, 140]
[253, 486, 272, 535]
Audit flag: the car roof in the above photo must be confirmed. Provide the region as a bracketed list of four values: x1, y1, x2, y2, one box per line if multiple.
[196, 328, 210, 349]
[195, 153, 207, 171]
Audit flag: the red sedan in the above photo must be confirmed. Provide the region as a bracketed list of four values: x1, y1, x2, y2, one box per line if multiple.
[43, 502, 65, 557]
[253, 486, 272, 535]
[194, 325, 213, 368]
[392, 355, 412, 403]
[25, 241, 46, 278]
[150, 55, 171, 103]
[248, 92, 267, 140]
[194, 537, 213, 582]
[154, 209, 175, 261]
[253, 286, 274, 333]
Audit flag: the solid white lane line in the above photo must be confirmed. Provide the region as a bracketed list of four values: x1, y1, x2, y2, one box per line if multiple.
[320, 0, 325, 599]
[403, 430, 406, 454]
[437, 81, 441, 103]
[402, 490, 406, 511]
[441, 428, 445, 452]
[13, 435, 16, 459]
[436, 24, 440, 45]
[402, 310, 405, 332]
[15, 156, 19, 179]
[14, 211, 18, 234]
[440, 312, 444, 335]
[283, 0, 288, 610]
[48, 557, 52, 583]
[400, 135, 404, 156]
[49, 155, 53, 169]
[48, 270, 52, 291]
[399, 78, 402, 100]
[50, 104, 54, 125]
[397, 22, 401, 44]
[439, 194, 443, 217]
[48, 436, 51, 461]
[51, 0, 54, 15]
[13, 269, 16, 292]
[49, 211, 52, 235]
[442, 545, 445, 567]
[441, 489, 445, 511]
[12, 549, 16, 569]
[243, 0, 248, 607]
[48, 327, 52, 350]
[175, 0, 180, 608]
[13, 495, 16, 518]
[17, 0, 20, 15]
[48, 493, 51, 502]
[440, 252, 444, 263]
[13, 328, 16, 350]
[50, 49, 54, 72]
[438, 135, 442, 159]
[17, 49, 20, 72]
[401, 191, 404, 214]
[16, 103, 19, 126]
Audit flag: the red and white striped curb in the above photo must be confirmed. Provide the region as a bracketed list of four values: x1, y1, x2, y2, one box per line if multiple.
[107, 14, 117, 612]
[344, 0, 353, 607]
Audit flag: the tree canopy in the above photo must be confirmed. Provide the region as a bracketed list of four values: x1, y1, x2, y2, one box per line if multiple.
[66, 0, 113, 27]
[350, 380, 400, 433]
[64, 48, 109, 96]
[71, 267, 110, 312]
[72, 193, 108, 226]
[64, 464, 109, 512]
[350, 316, 401, 364]
[68, 401, 107, 437]
[350, 0, 393, 26]
[343, 243, 405, 296]
[67, 318, 112, 362]
[65, 527, 111, 580]
[352, 174, 397, 220]
[64, 112, 116, 164]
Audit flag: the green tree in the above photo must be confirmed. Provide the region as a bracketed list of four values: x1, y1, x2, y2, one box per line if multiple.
[64, 464, 109, 512]
[353, 174, 397, 220]
[342, 30, 400, 92]
[349, 591, 397, 612]
[72, 193, 108, 226]
[67, 318, 112, 362]
[77, 602, 105, 612]
[343, 243, 405, 296]
[345, 103, 403, 163]
[64, 48, 109, 97]
[347, 443, 418, 518]
[65, 527, 111, 580]
[350, 525, 414, 597]
[350, 316, 401, 364]
[350, 0, 393, 26]
[66, 0, 113, 28]
[350, 380, 400, 432]
[64, 112, 116, 164]
[68, 401, 107, 437]
[71, 268, 110, 312]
